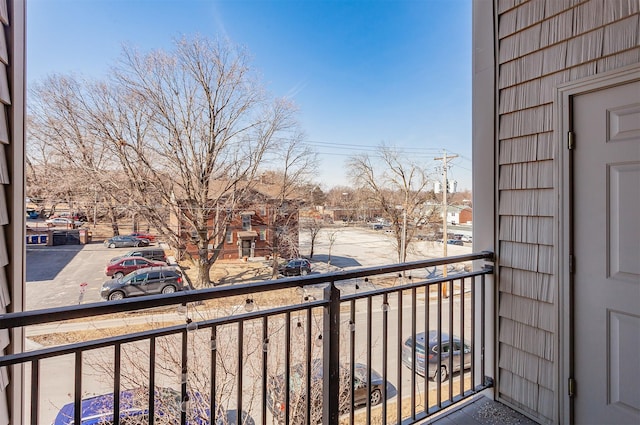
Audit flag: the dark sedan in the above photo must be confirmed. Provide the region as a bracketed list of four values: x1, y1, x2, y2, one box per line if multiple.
[104, 235, 150, 248]
[279, 258, 311, 276]
[267, 361, 384, 424]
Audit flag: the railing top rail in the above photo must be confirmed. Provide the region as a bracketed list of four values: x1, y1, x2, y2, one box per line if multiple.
[0, 251, 493, 330]
[340, 266, 493, 302]
[0, 298, 330, 366]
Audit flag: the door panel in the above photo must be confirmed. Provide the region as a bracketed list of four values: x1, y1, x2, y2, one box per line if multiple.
[573, 80, 640, 424]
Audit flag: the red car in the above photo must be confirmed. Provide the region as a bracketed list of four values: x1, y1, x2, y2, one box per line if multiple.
[129, 232, 156, 242]
[105, 256, 166, 279]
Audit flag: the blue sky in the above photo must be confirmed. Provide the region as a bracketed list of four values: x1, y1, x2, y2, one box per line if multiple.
[27, 0, 472, 190]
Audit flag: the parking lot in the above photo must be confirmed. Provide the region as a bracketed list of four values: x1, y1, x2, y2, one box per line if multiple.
[25, 226, 472, 311]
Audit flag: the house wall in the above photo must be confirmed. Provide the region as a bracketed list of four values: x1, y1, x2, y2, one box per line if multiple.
[459, 208, 473, 224]
[0, 1, 25, 422]
[485, 0, 639, 423]
[180, 204, 299, 261]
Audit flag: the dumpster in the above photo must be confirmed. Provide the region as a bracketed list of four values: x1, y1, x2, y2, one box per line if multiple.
[39, 235, 47, 244]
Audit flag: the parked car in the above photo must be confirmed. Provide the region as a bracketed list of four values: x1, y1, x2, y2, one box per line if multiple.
[105, 256, 167, 278]
[45, 217, 82, 227]
[100, 266, 185, 301]
[401, 330, 471, 382]
[267, 360, 384, 424]
[52, 386, 218, 425]
[104, 235, 150, 248]
[447, 239, 464, 246]
[129, 231, 156, 242]
[48, 211, 88, 222]
[279, 258, 312, 276]
[110, 248, 167, 263]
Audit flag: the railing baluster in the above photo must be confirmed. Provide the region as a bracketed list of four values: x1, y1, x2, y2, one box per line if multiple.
[366, 295, 372, 424]
[74, 351, 82, 425]
[424, 282, 430, 414]
[283, 312, 290, 425]
[114, 343, 121, 424]
[397, 289, 403, 425]
[149, 336, 156, 425]
[322, 282, 340, 425]
[410, 287, 416, 420]
[471, 275, 476, 390]
[449, 277, 454, 401]
[237, 320, 244, 425]
[437, 284, 442, 408]
[460, 277, 466, 396]
[181, 329, 188, 425]
[382, 292, 388, 425]
[306, 308, 312, 424]
[349, 299, 356, 425]
[481, 273, 486, 385]
[262, 316, 268, 425]
[30, 359, 39, 424]
[210, 326, 217, 423]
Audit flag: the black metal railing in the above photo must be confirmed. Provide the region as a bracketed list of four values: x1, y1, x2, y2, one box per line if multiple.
[0, 251, 494, 425]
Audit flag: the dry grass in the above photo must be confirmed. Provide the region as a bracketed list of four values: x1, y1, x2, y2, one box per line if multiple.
[29, 322, 182, 346]
[343, 376, 473, 424]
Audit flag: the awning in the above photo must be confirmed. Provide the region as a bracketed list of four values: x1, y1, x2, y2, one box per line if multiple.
[237, 231, 258, 239]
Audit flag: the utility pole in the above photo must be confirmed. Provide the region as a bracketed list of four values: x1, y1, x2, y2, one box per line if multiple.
[434, 150, 458, 297]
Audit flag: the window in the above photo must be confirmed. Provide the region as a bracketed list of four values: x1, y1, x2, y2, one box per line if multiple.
[147, 271, 161, 280]
[242, 214, 251, 230]
[226, 230, 233, 244]
[259, 228, 266, 241]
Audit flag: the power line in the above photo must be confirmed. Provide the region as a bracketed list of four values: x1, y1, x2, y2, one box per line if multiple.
[303, 139, 450, 154]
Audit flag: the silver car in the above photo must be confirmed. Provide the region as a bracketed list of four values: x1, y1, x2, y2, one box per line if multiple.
[401, 330, 471, 382]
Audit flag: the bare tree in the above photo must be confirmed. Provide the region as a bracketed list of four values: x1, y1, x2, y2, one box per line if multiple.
[348, 145, 436, 263]
[28, 75, 133, 226]
[258, 132, 318, 278]
[301, 218, 324, 258]
[326, 229, 340, 267]
[28, 36, 317, 286]
[94, 37, 296, 287]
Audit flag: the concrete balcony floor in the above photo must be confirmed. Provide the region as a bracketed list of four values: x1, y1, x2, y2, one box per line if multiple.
[423, 395, 538, 425]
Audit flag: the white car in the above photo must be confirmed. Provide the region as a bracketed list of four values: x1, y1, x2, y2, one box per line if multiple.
[45, 217, 81, 227]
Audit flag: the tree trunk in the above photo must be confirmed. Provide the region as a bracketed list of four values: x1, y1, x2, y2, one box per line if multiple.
[309, 236, 315, 258]
[195, 256, 212, 288]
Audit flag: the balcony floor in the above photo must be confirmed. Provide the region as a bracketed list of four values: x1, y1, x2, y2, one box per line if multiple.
[422, 395, 538, 425]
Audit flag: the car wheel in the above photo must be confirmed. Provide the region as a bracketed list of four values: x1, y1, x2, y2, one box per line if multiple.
[370, 389, 382, 406]
[108, 291, 125, 301]
[114, 272, 124, 279]
[434, 365, 448, 383]
[301, 269, 308, 276]
[108, 243, 116, 248]
[161, 285, 176, 294]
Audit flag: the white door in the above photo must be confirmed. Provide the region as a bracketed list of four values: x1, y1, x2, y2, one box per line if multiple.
[573, 79, 640, 424]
